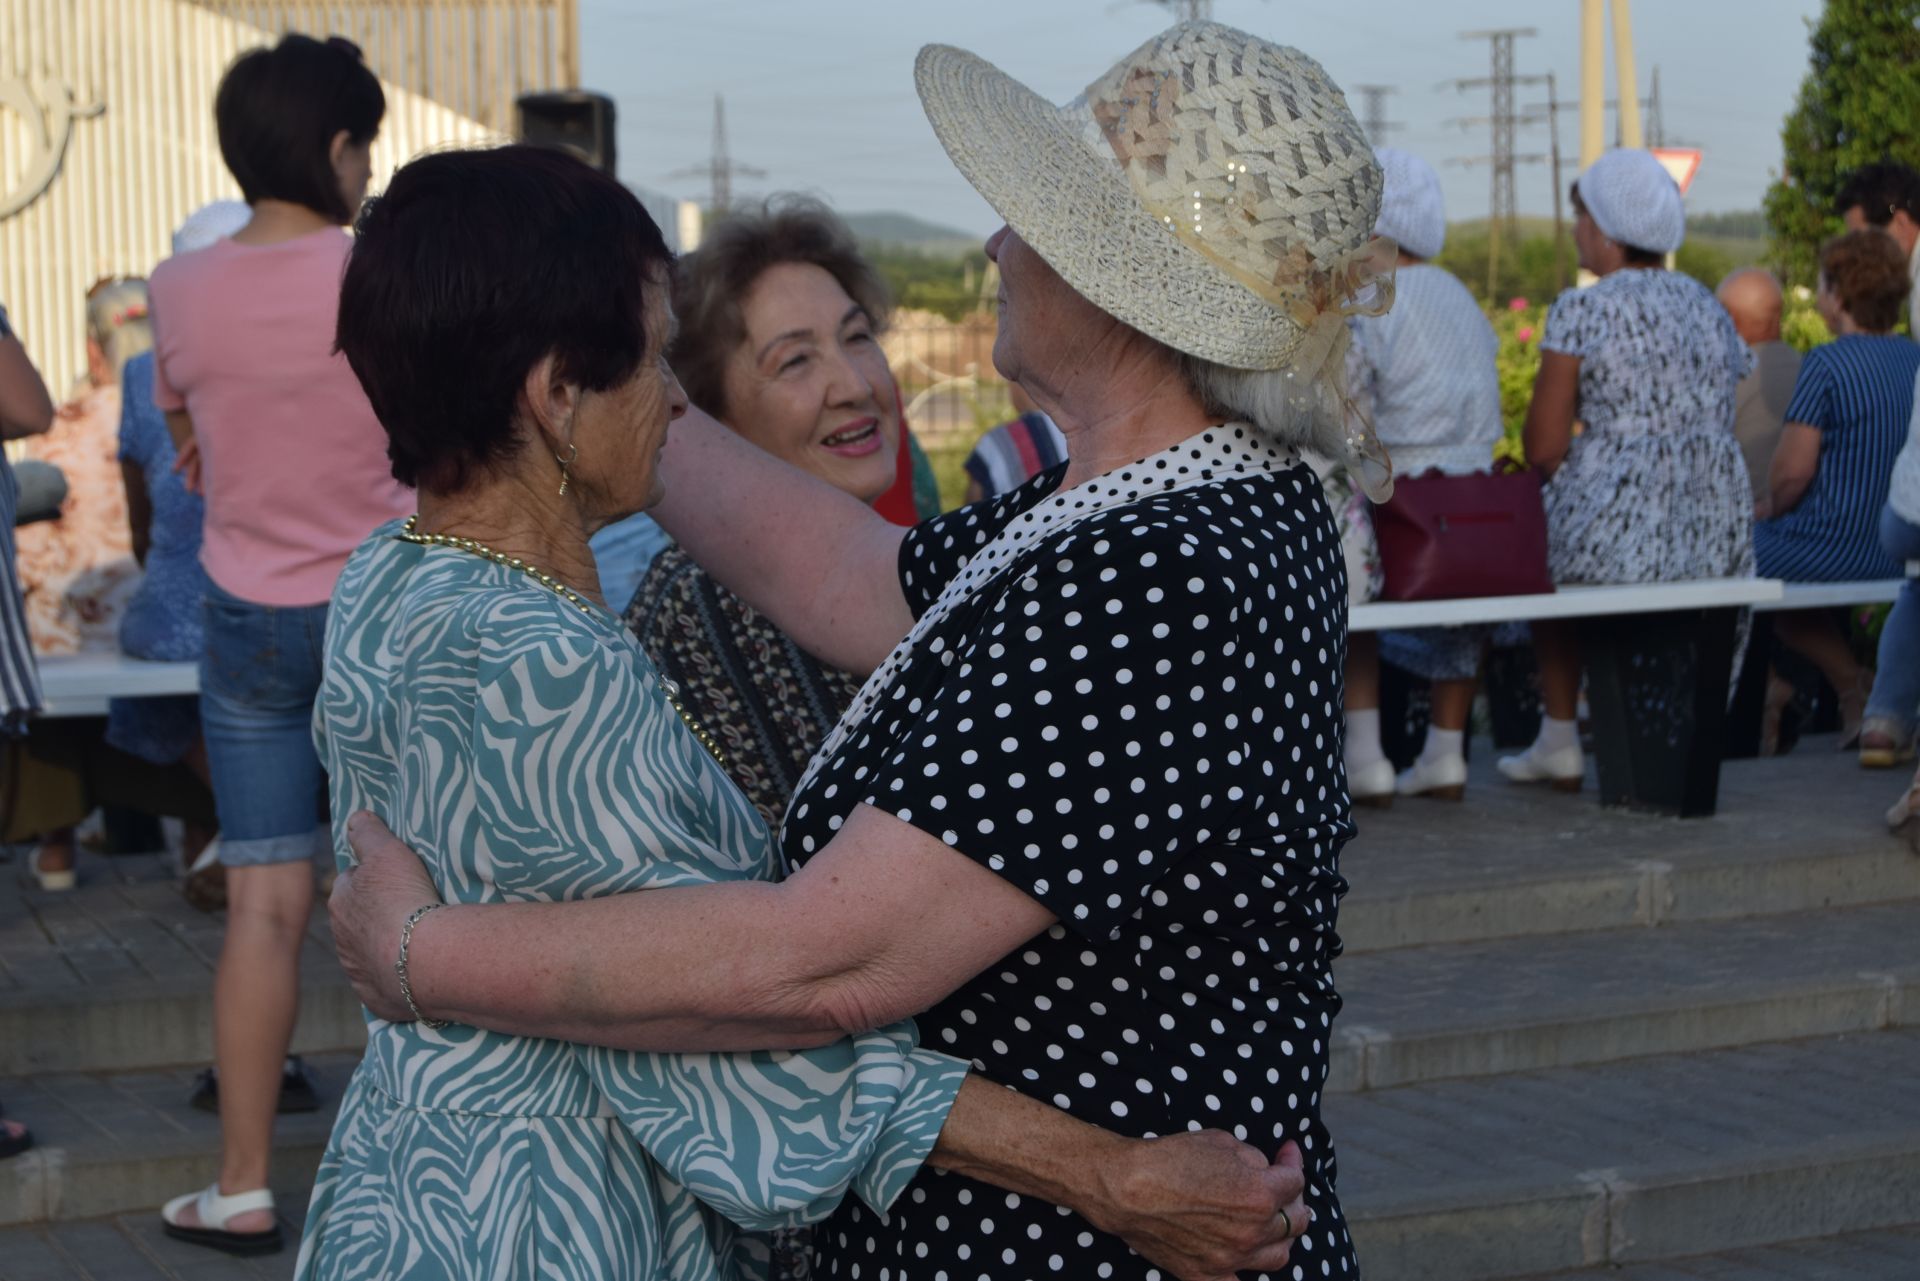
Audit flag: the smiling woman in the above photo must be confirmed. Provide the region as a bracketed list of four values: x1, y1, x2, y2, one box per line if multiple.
[623, 198, 914, 825]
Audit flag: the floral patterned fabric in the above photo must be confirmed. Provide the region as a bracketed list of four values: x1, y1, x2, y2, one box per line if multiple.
[1538, 269, 1754, 586]
[13, 384, 137, 655]
[623, 544, 862, 831]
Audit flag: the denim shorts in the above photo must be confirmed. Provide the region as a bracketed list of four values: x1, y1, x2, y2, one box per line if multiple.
[199, 578, 330, 867]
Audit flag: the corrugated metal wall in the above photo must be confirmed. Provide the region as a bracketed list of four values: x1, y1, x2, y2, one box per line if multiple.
[0, 0, 572, 394]
[193, 0, 577, 135]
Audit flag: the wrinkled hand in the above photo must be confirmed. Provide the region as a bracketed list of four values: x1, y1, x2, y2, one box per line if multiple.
[1091, 1133, 1309, 1281]
[171, 435, 202, 494]
[328, 812, 442, 1022]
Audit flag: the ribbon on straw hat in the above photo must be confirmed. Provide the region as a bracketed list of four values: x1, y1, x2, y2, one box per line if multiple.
[915, 20, 1399, 495]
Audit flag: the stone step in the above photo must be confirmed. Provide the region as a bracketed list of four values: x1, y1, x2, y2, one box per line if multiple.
[1338, 738, 1920, 954]
[0, 854, 366, 1076]
[1512, 1223, 1920, 1279]
[1329, 902, 1920, 1092]
[0, 1204, 312, 1279]
[1332, 1029, 1920, 1281]
[0, 1055, 350, 1227]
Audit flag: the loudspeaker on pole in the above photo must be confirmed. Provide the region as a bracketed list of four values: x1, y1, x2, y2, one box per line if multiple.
[515, 91, 616, 175]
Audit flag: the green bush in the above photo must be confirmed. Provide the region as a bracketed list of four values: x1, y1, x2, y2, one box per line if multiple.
[1764, 0, 1920, 285]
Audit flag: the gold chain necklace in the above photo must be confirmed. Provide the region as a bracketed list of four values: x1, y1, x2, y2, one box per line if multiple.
[395, 516, 727, 765]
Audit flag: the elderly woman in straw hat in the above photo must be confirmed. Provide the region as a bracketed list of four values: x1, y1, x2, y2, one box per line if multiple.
[331, 21, 1384, 1279]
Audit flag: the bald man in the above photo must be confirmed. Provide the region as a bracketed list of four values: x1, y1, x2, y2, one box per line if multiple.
[1718, 268, 1804, 502]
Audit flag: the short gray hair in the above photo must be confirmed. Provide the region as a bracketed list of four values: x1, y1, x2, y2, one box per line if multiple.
[84, 277, 154, 384]
[1175, 352, 1349, 459]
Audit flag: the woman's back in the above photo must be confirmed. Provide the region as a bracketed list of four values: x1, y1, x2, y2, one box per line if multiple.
[148, 229, 409, 607]
[1757, 334, 1920, 582]
[1350, 263, 1502, 476]
[117, 352, 205, 661]
[1547, 268, 1748, 439]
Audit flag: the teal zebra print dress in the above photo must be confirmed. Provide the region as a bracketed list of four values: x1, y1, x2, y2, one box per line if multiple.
[296, 523, 967, 1280]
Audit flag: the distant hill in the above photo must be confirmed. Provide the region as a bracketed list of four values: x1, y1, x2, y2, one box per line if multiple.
[842, 211, 982, 256]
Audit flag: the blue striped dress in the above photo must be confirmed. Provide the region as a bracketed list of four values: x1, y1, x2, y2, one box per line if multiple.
[1756, 334, 1920, 582]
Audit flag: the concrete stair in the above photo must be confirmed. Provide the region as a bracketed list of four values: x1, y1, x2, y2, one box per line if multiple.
[1327, 738, 1920, 1278]
[0, 740, 1916, 1278]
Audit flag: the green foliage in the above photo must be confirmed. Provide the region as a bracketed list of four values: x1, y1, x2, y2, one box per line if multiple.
[1433, 229, 1576, 309]
[1781, 287, 1834, 352]
[1488, 301, 1548, 466]
[866, 247, 991, 322]
[1764, 0, 1920, 285]
[1434, 230, 1739, 309]
[1690, 210, 1771, 240]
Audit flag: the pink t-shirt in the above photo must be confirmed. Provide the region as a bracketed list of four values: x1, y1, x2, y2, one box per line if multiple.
[149, 228, 411, 606]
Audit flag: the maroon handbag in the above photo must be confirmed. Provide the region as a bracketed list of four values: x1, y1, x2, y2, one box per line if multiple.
[1371, 465, 1555, 601]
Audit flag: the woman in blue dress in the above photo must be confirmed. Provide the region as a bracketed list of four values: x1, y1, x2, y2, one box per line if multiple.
[289, 146, 1309, 1279]
[1756, 229, 1920, 743]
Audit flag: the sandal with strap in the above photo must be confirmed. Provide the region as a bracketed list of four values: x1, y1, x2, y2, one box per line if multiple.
[160, 1183, 283, 1256]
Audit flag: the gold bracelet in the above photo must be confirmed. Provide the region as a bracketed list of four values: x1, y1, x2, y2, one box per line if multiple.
[394, 903, 450, 1030]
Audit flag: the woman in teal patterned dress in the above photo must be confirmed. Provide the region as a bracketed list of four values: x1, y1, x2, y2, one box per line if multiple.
[299, 146, 1310, 1279]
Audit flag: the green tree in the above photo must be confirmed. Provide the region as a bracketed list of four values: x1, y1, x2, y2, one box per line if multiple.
[1764, 0, 1920, 285]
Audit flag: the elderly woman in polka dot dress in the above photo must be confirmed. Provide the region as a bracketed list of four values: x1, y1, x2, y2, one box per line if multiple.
[332, 21, 1382, 1281]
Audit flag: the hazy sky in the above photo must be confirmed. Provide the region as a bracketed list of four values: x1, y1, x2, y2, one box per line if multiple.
[582, 0, 1824, 236]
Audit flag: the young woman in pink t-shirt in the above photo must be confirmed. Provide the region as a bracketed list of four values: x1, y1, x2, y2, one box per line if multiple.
[149, 36, 409, 1256]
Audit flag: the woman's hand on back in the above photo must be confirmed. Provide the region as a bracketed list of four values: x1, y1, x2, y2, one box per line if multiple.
[1093, 1134, 1311, 1280]
[329, 811, 441, 1022]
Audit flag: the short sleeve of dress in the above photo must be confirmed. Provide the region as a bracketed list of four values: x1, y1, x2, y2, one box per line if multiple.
[898, 466, 1068, 616]
[1783, 345, 1837, 432]
[863, 507, 1307, 939]
[581, 1028, 968, 1229]
[1540, 285, 1599, 359]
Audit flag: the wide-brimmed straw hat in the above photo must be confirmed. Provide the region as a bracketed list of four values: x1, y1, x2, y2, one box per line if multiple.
[915, 20, 1393, 375]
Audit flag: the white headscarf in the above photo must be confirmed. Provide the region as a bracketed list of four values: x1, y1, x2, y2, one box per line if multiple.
[1372, 148, 1446, 261]
[1575, 149, 1685, 254]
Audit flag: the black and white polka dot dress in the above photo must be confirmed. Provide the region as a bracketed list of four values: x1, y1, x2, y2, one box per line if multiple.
[782, 440, 1360, 1281]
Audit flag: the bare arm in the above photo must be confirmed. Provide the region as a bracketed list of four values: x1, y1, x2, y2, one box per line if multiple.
[163, 410, 202, 493]
[928, 1076, 1311, 1281]
[1766, 422, 1821, 518]
[335, 803, 1051, 1049]
[332, 813, 1313, 1278]
[649, 406, 914, 675]
[0, 335, 54, 441]
[1521, 351, 1581, 478]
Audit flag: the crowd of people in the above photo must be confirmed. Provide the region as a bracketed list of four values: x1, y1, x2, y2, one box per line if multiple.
[1, 13, 1918, 1279]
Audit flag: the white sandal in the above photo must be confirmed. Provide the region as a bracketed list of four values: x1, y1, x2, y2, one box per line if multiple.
[160, 1183, 282, 1256]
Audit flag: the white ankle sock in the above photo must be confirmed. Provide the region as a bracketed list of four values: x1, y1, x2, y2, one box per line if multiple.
[1535, 715, 1579, 755]
[1420, 726, 1464, 764]
[1346, 708, 1385, 768]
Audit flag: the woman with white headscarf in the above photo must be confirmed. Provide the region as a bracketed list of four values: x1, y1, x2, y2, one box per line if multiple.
[1499, 148, 1753, 789]
[1342, 148, 1505, 804]
[330, 21, 1392, 1279]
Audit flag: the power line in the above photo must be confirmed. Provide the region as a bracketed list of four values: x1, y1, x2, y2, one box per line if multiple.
[666, 94, 766, 214]
[1352, 85, 1401, 147]
[1448, 27, 1551, 299]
